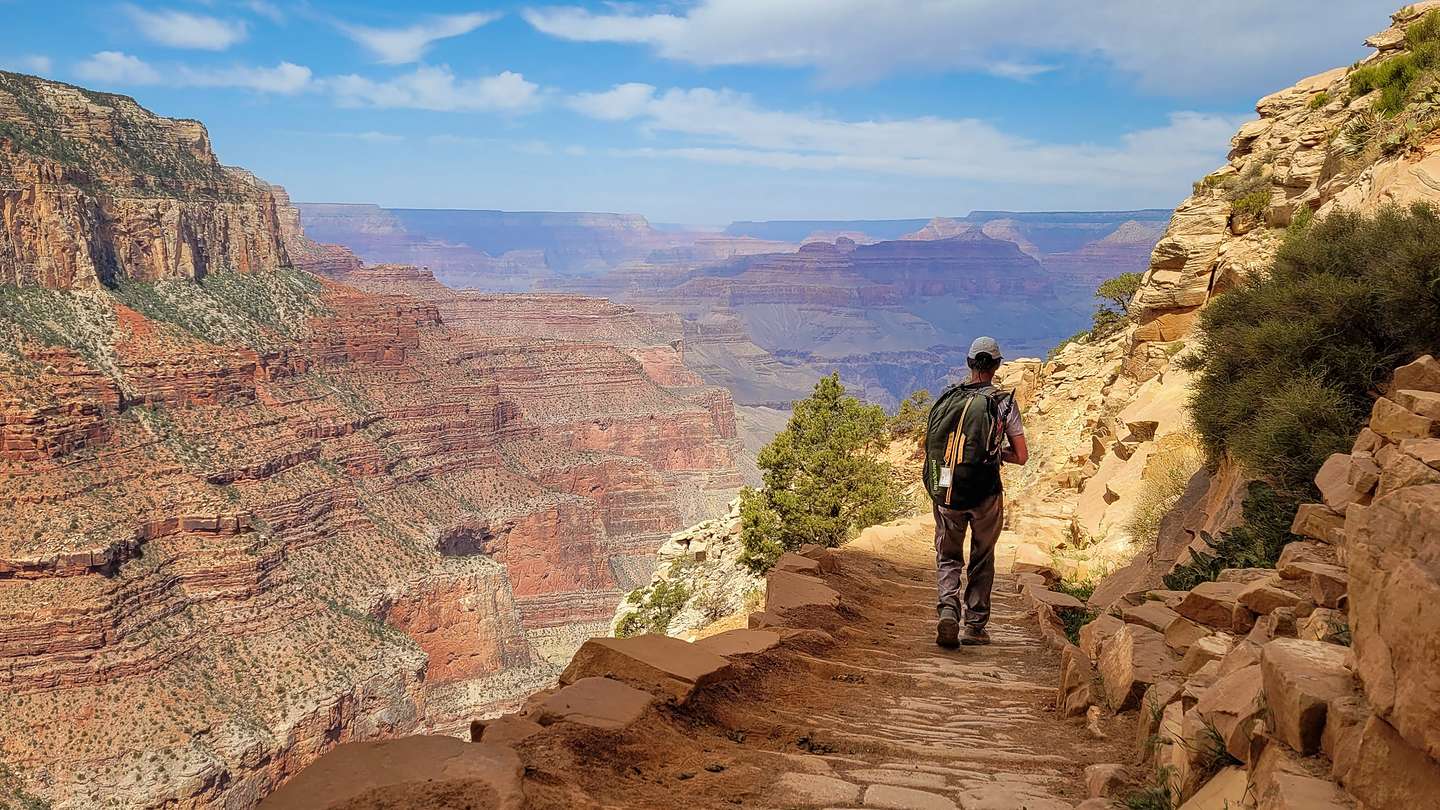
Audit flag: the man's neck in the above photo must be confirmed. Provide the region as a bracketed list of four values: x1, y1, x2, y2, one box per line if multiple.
[967, 372, 996, 385]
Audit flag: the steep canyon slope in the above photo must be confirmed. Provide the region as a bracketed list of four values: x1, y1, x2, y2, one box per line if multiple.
[0, 71, 742, 809]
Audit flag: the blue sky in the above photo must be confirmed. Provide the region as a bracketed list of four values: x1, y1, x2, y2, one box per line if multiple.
[0, 1, 1399, 224]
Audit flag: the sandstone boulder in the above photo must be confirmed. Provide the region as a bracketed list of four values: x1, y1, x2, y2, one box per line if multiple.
[773, 552, 822, 575]
[764, 570, 841, 617]
[1177, 581, 1248, 630]
[1392, 354, 1440, 393]
[1255, 773, 1353, 810]
[1121, 600, 1181, 632]
[1315, 453, 1364, 511]
[1370, 396, 1438, 442]
[1164, 616, 1212, 655]
[1276, 541, 1337, 576]
[1025, 585, 1086, 613]
[537, 677, 654, 730]
[561, 634, 733, 704]
[1237, 576, 1304, 616]
[1339, 714, 1440, 809]
[1395, 388, 1440, 420]
[1399, 437, 1440, 470]
[1344, 484, 1440, 760]
[1084, 764, 1129, 798]
[258, 737, 523, 810]
[477, 715, 542, 745]
[1290, 503, 1344, 542]
[1195, 663, 1266, 763]
[695, 629, 781, 658]
[1058, 643, 1095, 718]
[1079, 614, 1125, 659]
[1098, 624, 1181, 710]
[1260, 638, 1355, 755]
[1181, 634, 1233, 675]
[1178, 766, 1246, 810]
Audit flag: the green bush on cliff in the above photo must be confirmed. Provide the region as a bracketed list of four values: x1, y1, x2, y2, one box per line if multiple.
[1048, 271, 1143, 359]
[739, 374, 903, 573]
[614, 577, 691, 638]
[1182, 203, 1440, 495]
[886, 388, 932, 444]
[1348, 10, 1440, 117]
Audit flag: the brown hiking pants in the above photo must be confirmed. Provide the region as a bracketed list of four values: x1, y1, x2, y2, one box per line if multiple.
[933, 494, 1003, 629]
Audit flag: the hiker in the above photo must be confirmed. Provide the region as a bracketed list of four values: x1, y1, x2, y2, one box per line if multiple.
[923, 336, 1028, 648]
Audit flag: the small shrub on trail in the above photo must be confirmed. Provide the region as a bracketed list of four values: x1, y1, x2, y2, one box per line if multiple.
[615, 578, 691, 638]
[1123, 433, 1205, 548]
[1054, 579, 1097, 646]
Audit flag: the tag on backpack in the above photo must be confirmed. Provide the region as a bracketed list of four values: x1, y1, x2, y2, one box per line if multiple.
[938, 466, 953, 487]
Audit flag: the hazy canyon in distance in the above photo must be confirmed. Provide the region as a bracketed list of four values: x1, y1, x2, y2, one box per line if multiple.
[298, 204, 1169, 415]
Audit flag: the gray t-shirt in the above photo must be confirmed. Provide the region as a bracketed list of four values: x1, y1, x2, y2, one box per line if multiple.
[975, 383, 1024, 443]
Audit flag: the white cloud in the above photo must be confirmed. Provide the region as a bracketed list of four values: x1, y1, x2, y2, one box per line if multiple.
[338, 12, 502, 64]
[2, 54, 54, 75]
[326, 66, 539, 112]
[244, 1, 285, 23]
[568, 82, 656, 120]
[574, 83, 1250, 193]
[76, 51, 162, 84]
[73, 51, 311, 93]
[332, 131, 407, 143]
[125, 5, 248, 51]
[525, 0, 1395, 93]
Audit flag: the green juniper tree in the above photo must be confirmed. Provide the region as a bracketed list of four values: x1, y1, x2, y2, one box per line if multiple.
[739, 374, 903, 572]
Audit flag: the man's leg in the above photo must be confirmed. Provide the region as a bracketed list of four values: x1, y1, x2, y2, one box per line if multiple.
[961, 494, 1004, 639]
[933, 503, 970, 648]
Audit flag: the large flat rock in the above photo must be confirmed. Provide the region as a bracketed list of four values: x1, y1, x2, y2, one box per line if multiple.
[765, 570, 841, 616]
[695, 628, 781, 658]
[561, 634, 734, 703]
[258, 736, 523, 810]
[537, 676, 654, 730]
[1176, 581, 1248, 630]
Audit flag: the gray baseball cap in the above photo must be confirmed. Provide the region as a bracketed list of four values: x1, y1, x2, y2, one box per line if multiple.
[968, 336, 1002, 361]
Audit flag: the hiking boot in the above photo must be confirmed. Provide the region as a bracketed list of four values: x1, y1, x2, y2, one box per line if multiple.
[960, 625, 991, 646]
[936, 607, 960, 649]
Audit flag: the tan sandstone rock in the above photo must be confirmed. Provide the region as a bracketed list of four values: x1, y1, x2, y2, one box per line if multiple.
[695, 629, 781, 658]
[1260, 638, 1355, 755]
[1391, 354, 1440, 393]
[1099, 624, 1181, 710]
[1177, 581, 1249, 630]
[764, 570, 841, 617]
[537, 677, 654, 730]
[561, 634, 733, 704]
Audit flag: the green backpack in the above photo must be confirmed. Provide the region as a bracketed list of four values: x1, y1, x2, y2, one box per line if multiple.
[923, 383, 1010, 509]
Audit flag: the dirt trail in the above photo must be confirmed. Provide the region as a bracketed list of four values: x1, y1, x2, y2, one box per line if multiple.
[519, 512, 1128, 810]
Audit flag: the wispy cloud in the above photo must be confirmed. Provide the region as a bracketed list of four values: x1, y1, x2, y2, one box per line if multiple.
[337, 12, 502, 64]
[124, 5, 248, 51]
[327, 66, 539, 112]
[74, 51, 311, 93]
[243, 1, 285, 24]
[2, 54, 54, 75]
[572, 83, 1249, 193]
[525, 0, 1393, 92]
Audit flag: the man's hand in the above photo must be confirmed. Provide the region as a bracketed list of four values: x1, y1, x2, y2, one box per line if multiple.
[1002, 434, 1029, 466]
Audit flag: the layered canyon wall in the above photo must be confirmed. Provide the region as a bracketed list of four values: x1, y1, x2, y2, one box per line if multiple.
[0, 71, 742, 809]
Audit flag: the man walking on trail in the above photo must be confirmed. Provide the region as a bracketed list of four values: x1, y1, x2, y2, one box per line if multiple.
[923, 336, 1028, 648]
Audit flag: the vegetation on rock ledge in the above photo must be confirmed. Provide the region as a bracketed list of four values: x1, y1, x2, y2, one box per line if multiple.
[1172, 203, 1440, 583]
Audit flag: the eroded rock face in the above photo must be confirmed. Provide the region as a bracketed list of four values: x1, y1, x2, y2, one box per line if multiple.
[0, 75, 746, 809]
[0, 72, 289, 289]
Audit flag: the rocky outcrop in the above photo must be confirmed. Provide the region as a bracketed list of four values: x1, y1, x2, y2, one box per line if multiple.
[1033, 355, 1440, 809]
[0, 72, 290, 289]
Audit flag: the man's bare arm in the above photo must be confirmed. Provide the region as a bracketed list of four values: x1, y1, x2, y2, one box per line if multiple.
[1002, 434, 1028, 466]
